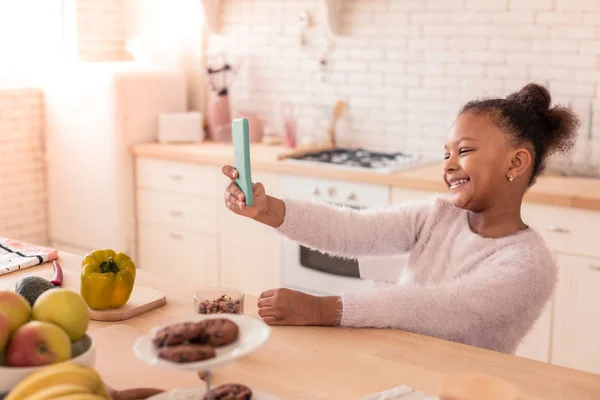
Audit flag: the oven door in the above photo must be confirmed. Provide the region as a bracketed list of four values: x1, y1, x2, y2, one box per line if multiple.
[281, 202, 375, 295]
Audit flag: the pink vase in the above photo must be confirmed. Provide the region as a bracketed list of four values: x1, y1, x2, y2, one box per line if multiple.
[207, 93, 231, 142]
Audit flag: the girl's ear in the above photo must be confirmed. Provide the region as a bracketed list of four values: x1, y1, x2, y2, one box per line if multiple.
[507, 147, 533, 180]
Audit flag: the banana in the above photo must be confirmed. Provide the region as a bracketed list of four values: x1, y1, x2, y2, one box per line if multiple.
[26, 383, 92, 400]
[96, 383, 111, 399]
[5, 363, 107, 400]
[47, 394, 107, 400]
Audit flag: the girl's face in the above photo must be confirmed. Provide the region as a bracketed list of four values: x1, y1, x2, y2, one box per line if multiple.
[443, 111, 523, 212]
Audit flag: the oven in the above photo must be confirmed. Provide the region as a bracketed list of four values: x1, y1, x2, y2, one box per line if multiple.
[280, 174, 391, 295]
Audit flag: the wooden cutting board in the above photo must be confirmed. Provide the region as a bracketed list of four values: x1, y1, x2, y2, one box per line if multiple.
[89, 285, 166, 321]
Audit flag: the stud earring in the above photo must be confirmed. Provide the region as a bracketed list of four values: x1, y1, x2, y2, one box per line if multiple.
[508, 175, 514, 182]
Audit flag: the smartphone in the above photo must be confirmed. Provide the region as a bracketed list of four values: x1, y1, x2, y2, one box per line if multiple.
[232, 118, 253, 207]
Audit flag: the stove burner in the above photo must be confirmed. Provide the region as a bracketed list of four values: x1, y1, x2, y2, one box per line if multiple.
[292, 148, 419, 170]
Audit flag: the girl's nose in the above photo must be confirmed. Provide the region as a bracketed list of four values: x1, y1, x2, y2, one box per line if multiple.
[444, 155, 458, 173]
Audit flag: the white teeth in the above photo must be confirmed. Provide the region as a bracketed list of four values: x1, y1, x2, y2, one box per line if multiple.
[449, 179, 469, 188]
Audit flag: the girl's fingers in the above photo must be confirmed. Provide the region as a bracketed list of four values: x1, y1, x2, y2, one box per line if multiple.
[222, 165, 238, 179]
[257, 296, 274, 308]
[227, 181, 245, 201]
[259, 289, 276, 299]
[257, 306, 277, 318]
[225, 193, 236, 208]
[261, 316, 281, 325]
[252, 182, 264, 195]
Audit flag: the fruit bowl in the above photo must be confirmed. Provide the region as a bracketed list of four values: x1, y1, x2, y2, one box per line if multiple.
[0, 334, 96, 396]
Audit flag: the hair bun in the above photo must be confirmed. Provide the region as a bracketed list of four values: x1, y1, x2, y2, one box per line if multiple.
[506, 83, 551, 112]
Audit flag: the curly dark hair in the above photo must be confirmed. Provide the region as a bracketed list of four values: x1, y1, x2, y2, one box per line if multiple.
[459, 83, 580, 186]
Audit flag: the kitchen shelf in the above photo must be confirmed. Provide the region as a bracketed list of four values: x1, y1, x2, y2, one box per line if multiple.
[200, 0, 222, 34]
[323, 0, 343, 35]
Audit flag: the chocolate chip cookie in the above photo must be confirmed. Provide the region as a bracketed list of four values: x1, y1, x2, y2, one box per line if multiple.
[202, 383, 252, 400]
[196, 318, 239, 347]
[153, 321, 205, 347]
[157, 344, 216, 363]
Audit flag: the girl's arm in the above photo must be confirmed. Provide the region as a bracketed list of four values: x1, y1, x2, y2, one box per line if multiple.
[338, 253, 556, 353]
[257, 195, 433, 258]
[222, 165, 432, 258]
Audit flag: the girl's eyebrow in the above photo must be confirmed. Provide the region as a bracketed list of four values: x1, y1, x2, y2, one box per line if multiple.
[444, 137, 476, 149]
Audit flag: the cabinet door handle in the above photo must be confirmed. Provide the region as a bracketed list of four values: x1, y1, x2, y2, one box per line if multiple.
[168, 173, 182, 181]
[546, 225, 570, 233]
[589, 264, 600, 271]
[169, 232, 183, 240]
[169, 209, 183, 217]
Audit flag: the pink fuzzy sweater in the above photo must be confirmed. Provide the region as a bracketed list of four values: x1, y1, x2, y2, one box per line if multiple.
[277, 195, 557, 354]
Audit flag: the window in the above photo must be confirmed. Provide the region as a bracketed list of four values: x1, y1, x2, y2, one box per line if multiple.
[0, 0, 65, 86]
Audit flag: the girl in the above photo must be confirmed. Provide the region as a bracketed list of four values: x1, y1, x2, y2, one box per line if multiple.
[221, 83, 580, 354]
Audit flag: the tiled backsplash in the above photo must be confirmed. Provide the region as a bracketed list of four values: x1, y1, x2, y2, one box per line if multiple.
[207, 0, 600, 167]
[0, 89, 49, 245]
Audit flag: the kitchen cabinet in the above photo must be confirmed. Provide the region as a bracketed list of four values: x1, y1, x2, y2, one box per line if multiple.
[135, 157, 220, 285]
[521, 202, 600, 259]
[137, 223, 218, 285]
[134, 157, 283, 296]
[514, 301, 552, 363]
[217, 171, 282, 297]
[551, 252, 600, 374]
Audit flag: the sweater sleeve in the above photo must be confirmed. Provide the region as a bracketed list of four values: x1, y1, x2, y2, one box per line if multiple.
[339, 248, 557, 353]
[276, 196, 434, 258]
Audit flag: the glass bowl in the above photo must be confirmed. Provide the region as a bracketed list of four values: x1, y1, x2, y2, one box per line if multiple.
[193, 288, 244, 315]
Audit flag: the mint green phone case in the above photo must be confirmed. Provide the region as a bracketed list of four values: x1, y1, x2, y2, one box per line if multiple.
[232, 118, 253, 207]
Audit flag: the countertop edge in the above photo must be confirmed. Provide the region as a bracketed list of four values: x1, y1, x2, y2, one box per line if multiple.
[130, 144, 600, 212]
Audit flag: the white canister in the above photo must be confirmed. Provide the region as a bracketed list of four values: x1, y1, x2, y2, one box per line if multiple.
[158, 112, 205, 143]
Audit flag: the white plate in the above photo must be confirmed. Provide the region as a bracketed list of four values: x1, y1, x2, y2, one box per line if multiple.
[147, 386, 282, 400]
[133, 314, 271, 372]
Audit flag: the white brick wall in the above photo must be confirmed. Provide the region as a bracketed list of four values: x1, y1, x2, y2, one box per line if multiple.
[207, 0, 600, 167]
[0, 89, 49, 246]
[75, 0, 127, 61]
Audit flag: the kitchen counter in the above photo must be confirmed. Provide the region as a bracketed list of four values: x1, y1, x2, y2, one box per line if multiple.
[2, 251, 599, 399]
[131, 142, 600, 211]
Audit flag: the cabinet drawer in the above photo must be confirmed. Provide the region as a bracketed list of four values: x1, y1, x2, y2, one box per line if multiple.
[137, 189, 217, 234]
[522, 202, 600, 258]
[137, 222, 218, 286]
[136, 157, 219, 198]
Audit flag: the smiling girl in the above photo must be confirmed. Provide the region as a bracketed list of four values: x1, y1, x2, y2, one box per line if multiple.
[221, 83, 580, 354]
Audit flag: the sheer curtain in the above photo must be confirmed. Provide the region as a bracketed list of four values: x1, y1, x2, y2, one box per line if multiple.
[124, 0, 207, 112]
[0, 0, 65, 86]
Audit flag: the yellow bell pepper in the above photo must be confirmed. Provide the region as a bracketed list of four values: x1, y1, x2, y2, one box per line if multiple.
[80, 249, 136, 310]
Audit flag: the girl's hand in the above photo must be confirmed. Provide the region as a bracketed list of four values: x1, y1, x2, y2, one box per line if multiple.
[222, 165, 267, 219]
[257, 288, 342, 326]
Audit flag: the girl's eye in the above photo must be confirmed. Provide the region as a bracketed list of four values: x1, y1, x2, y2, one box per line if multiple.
[459, 149, 472, 155]
[443, 154, 450, 160]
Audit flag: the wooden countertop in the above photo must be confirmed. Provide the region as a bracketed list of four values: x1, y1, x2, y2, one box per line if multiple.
[131, 142, 600, 212]
[2, 252, 599, 399]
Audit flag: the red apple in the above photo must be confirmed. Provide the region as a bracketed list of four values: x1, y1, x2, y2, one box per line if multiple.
[0, 291, 31, 334]
[0, 311, 10, 353]
[5, 321, 71, 367]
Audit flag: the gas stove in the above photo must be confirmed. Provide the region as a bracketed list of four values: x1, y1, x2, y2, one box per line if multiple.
[284, 148, 437, 174]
